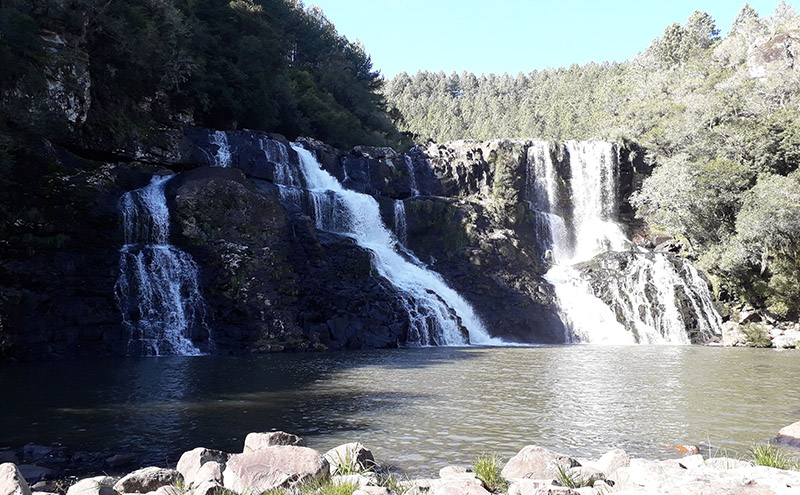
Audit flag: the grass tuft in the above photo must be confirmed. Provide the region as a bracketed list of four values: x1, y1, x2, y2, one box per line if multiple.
[473, 452, 507, 493]
[749, 443, 799, 470]
[554, 464, 591, 489]
[297, 478, 360, 495]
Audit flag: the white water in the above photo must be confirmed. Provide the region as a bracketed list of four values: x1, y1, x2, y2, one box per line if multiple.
[280, 143, 495, 345]
[404, 156, 420, 196]
[393, 200, 408, 246]
[211, 131, 232, 168]
[115, 175, 204, 356]
[531, 141, 721, 344]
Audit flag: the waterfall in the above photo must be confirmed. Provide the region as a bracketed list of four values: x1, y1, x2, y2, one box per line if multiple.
[211, 130, 232, 168]
[529, 141, 721, 344]
[393, 200, 408, 246]
[115, 175, 204, 356]
[277, 143, 495, 346]
[404, 156, 420, 196]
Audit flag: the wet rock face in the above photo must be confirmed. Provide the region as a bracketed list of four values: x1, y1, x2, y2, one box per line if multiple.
[575, 252, 721, 344]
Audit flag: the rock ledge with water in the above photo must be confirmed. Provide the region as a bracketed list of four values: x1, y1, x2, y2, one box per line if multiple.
[4, 432, 800, 495]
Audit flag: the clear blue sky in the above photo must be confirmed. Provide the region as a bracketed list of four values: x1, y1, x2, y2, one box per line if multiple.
[307, 0, 785, 78]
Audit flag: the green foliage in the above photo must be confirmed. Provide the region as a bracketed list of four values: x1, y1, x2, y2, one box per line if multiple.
[554, 464, 591, 489]
[0, 0, 403, 150]
[297, 478, 360, 495]
[473, 453, 507, 493]
[377, 472, 411, 495]
[749, 443, 799, 469]
[741, 323, 773, 348]
[385, 5, 800, 317]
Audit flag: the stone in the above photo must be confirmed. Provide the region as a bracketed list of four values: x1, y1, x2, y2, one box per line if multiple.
[176, 449, 228, 488]
[677, 454, 705, 471]
[189, 482, 222, 495]
[722, 320, 745, 346]
[331, 474, 376, 487]
[0, 455, 18, 466]
[0, 464, 32, 495]
[507, 479, 556, 495]
[704, 457, 753, 470]
[323, 443, 376, 474]
[778, 420, 800, 445]
[222, 446, 328, 492]
[352, 487, 390, 495]
[112, 467, 181, 494]
[243, 432, 305, 452]
[15, 467, 55, 484]
[105, 454, 137, 468]
[66, 477, 117, 495]
[192, 462, 222, 487]
[429, 477, 490, 495]
[438, 466, 470, 478]
[568, 465, 605, 485]
[153, 487, 180, 495]
[592, 448, 629, 475]
[501, 445, 580, 480]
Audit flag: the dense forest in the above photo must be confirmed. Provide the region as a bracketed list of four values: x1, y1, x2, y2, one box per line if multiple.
[384, 2, 800, 321]
[0, 0, 403, 151]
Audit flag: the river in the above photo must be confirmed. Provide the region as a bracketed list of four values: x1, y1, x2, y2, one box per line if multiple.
[1, 346, 798, 475]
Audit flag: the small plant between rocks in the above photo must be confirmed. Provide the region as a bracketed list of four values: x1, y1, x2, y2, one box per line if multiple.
[554, 463, 591, 489]
[742, 323, 773, 348]
[749, 443, 800, 470]
[472, 452, 507, 493]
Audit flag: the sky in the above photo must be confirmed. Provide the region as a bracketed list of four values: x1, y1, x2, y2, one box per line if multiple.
[306, 0, 786, 78]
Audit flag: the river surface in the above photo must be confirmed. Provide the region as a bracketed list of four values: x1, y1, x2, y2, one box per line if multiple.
[2, 346, 799, 475]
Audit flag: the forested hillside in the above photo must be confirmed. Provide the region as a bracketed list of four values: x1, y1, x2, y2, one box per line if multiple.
[385, 2, 800, 321]
[0, 0, 402, 151]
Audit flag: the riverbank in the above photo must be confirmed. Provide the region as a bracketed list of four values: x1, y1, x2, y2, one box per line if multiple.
[3, 428, 800, 495]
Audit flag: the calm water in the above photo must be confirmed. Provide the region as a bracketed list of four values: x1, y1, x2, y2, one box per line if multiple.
[1, 346, 799, 475]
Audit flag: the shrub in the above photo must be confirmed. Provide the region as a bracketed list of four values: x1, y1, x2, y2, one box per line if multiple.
[749, 443, 799, 470]
[742, 323, 772, 348]
[473, 452, 507, 493]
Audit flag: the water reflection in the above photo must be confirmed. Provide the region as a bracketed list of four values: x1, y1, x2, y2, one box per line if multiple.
[1, 347, 799, 475]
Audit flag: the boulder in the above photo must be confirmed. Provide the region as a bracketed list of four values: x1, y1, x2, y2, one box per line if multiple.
[112, 467, 181, 494]
[65, 477, 116, 495]
[592, 448, 629, 475]
[323, 443, 376, 475]
[778, 420, 800, 445]
[438, 466, 470, 479]
[191, 462, 222, 487]
[501, 445, 580, 480]
[188, 482, 222, 495]
[352, 487, 390, 495]
[430, 477, 490, 495]
[243, 432, 305, 452]
[0, 464, 32, 495]
[507, 479, 563, 495]
[222, 446, 328, 492]
[176, 449, 228, 488]
[703, 457, 753, 470]
[677, 454, 705, 471]
[153, 487, 180, 495]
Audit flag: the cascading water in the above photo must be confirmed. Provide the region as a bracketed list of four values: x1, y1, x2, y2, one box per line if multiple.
[115, 175, 204, 356]
[528, 141, 722, 344]
[276, 142, 495, 346]
[211, 130, 232, 168]
[393, 200, 408, 246]
[403, 156, 420, 196]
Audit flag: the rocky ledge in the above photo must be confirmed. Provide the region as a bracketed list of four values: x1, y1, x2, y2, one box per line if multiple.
[3, 426, 800, 495]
